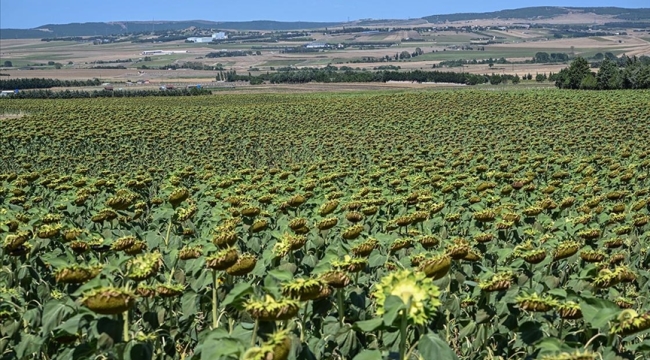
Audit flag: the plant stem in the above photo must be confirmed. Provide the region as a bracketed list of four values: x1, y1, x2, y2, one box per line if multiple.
[445, 310, 451, 343]
[10, 255, 16, 288]
[164, 220, 172, 248]
[558, 318, 565, 341]
[123, 310, 130, 342]
[338, 288, 345, 326]
[399, 301, 411, 360]
[212, 270, 219, 329]
[546, 261, 554, 276]
[169, 298, 174, 328]
[251, 319, 259, 347]
[300, 302, 309, 342]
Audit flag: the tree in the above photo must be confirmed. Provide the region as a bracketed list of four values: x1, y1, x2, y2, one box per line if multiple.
[399, 51, 411, 60]
[535, 73, 547, 82]
[569, 57, 592, 88]
[580, 73, 597, 90]
[555, 57, 592, 89]
[605, 52, 617, 61]
[596, 58, 621, 90]
[534, 52, 550, 63]
[638, 65, 650, 89]
[550, 53, 570, 63]
[3, 61, 12, 67]
[512, 74, 521, 84]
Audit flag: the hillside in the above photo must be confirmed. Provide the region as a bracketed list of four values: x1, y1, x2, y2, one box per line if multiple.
[2, 6, 650, 40]
[0, 20, 344, 39]
[422, 6, 650, 23]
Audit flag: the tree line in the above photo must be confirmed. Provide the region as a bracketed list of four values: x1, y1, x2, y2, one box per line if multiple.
[531, 52, 570, 63]
[205, 51, 256, 58]
[219, 69, 529, 86]
[2, 88, 211, 99]
[0, 78, 102, 90]
[555, 56, 650, 90]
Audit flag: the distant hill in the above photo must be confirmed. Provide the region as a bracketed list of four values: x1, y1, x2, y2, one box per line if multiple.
[422, 6, 650, 23]
[0, 20, 344, 39]
[2, 6, 650, 40]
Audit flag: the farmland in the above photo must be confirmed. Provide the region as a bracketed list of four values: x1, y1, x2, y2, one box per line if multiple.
[1, 17, 649, 89]
[1, 89, 650, 360]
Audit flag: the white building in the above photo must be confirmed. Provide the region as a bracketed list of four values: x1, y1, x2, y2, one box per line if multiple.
[187, 33, 228, 43]
[305, 42, 328, 49]
[212, 32, 227, 40]
[141, 50, 188, 55]
[187, 37, 214, 43]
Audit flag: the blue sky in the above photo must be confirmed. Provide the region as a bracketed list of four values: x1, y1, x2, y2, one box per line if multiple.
[0, 0, 648, 28]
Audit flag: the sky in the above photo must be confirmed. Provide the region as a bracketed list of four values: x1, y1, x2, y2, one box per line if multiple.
[0, 0, 648, 29]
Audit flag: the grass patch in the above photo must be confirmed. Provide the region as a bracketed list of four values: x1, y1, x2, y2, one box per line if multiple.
[261, 59, 302, 67]
[589, 37, 614, 42]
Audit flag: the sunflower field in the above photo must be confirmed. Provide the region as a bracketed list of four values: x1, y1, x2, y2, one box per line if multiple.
[1, 89, 650, 360]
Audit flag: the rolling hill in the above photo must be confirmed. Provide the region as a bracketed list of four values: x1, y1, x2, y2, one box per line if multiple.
[422, 6, 650, 23]
[0, 20, 344, 39]
[1, 6, 649, 40]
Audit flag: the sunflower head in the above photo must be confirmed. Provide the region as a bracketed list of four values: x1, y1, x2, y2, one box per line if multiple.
[244, 295, 300, 321]
[418, 253, 452, 280]
[282, 278, 326, 301]
[611, 309, 650, 336]
[243, 329, 292, 360]
[556, 301, 583, 319]
[479, 271, 514, 292]
[515, 292, 558, 312]
[373, 270, 441, 325]
[128, 252, 162, 281]
[331, 255, 367, 273]
[592, 268, 620, 289]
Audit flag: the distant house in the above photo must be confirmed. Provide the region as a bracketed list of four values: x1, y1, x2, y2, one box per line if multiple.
[141, 50, 163, 56]
[0, 90, 15, 97]
[187, 37, 214, 43]
[104, 86, 114, 91]
[212, 32, 227, 40]
[305, 42, 328, 49]
[187, 32, 228, 42]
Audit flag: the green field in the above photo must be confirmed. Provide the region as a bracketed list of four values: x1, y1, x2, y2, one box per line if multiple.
[261, 59, 304, 67]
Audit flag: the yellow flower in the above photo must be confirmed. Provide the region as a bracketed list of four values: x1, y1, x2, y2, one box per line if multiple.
[374, 270, 441, 325]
